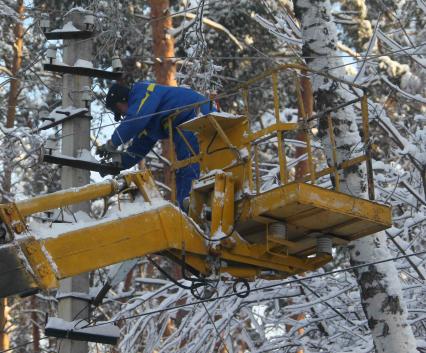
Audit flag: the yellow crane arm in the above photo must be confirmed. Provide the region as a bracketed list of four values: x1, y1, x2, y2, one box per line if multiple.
[0, 165, 391, 299]
[0, 68, 395, 300]
[0, 170, 334, 299]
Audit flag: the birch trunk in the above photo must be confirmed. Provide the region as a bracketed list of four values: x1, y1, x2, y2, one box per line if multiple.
[294, 1, 417, 352]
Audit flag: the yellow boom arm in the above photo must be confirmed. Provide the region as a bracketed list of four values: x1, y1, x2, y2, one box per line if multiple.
[0, 66, 393, 299]
[0, 168, 390, 299]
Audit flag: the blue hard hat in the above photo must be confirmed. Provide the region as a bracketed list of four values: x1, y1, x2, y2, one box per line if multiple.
[106, 83, 130, 121]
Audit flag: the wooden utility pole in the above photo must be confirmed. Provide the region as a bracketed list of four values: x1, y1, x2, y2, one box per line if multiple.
[149, 0, 176, 194]
[0, 1, 25, 350]
[58, 9, 92, 353]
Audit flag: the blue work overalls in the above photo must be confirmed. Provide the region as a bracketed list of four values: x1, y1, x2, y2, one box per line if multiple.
[111, 81, 215, 208]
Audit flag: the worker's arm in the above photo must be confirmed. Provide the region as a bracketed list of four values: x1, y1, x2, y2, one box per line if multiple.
[121, 134, 157, 168]
[111, 84, 161, 147]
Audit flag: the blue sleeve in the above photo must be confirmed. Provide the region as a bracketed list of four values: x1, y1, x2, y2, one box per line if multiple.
[111, 84, 161, 146]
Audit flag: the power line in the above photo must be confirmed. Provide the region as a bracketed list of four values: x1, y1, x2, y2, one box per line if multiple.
[78, 250, 426, 330]
[121, 51, 426, 61]
[0, 42, 423, 91]
[0, 337, 49, 353]
[64, 42, 423, 134]
[0, 246, 424, 351]
[24, 1, 219, 21]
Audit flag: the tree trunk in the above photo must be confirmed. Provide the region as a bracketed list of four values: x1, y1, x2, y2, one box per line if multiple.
[295, 73, 313, 179]
[6, 0, 24, 129]
[148, 0, 177, 195]
[31, 297, 40, 353]
[149, 0, 176, 86]
[294, 1, 417, 352]
[0, 299, 9, 351]
[0, 1, 25, 350]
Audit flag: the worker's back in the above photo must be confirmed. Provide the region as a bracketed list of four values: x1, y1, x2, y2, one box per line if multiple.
[128, 81, 213, 138]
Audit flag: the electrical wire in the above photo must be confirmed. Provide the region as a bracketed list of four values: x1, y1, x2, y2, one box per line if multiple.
[1, 246, 425, 351]
[3, 5, 423, 351]
[1, 41, 423, 85]
[63, 250, 426, 331]
[199, 298, 230, 353]
[0, 337, 49, 353]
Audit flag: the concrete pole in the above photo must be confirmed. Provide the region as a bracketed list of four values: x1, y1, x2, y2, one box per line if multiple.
[58, 9, 92, 353]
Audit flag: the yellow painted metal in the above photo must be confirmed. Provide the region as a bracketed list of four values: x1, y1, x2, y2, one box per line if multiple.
[8, 199, 329, 290]
[238, 182, 391, 253]
[254, 144, 260, 194]
[207, 116, 236, 152]
[175, 126, 197, 157]
[15, 181, 117, 217]
[298, 155, 368, 184]
[272, 71, 288, 185]
[124, 169, 162, 201]
[247, 145, 255, 193]
[223, 175, 235, 234]
[22, 238, 58, 289]
[173, 154, 202, 170]
[305, 127, 316, 184]
[168, 115, 177, 204]
[245, 122, 298, 143]
[180, 113, 250, 197]
[211, 173, 226, 236]
[211, 173, 235, 237]
[0, 65, 395, 299]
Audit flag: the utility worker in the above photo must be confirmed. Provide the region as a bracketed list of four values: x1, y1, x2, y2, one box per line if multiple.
[97, 81, 216, 208]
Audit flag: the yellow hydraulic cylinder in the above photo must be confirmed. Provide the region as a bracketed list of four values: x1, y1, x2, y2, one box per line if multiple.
[15, 180, 119, 217]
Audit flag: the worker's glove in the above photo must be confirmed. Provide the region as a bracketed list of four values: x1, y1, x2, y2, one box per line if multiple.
[96, 140, 117, 159]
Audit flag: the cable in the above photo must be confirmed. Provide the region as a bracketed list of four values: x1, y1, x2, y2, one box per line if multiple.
[118, 51, 426, 61]
[73, 42, 425, 134]
[0, 337, 49, 353]
[1, 246, 425, 351]
[72, 250, 426, 331]
[5, 33, 415, 92]
[199, 298, 230, 353]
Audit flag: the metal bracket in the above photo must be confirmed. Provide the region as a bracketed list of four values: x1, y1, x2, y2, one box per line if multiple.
[43, 63, 122, 80]
[43, 154, 122, 175]
[34, 108, 90, 133]
[44, 30, 93, 40]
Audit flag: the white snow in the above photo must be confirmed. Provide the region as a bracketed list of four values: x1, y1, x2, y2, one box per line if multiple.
[45, 317, 120, 338]
[55, 291, 92, 301]
[64, 7, 91, 17]
[417, 0, 426, 13]
[28, 197, 169, 240]
[77, 148, 97, 163]
[38, 107, 88, 129]
[211, 111, 244, 119]
[382, 76, 426, 104]
[74, 59, 94, 68]
[51, 21, 80, 33]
